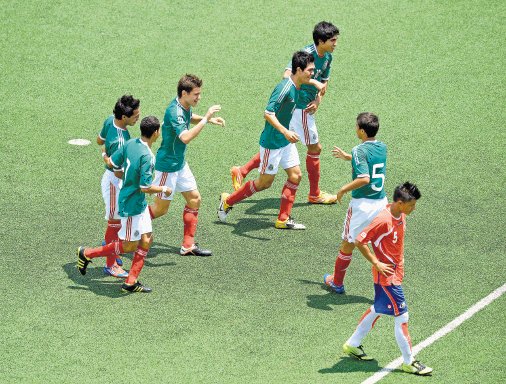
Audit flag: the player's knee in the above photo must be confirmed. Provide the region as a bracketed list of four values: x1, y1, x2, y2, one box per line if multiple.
[307, 143, 322, 154]
[255, 178, 273, 191]
[122, 241, 137, 253]
[288, 172, 302, 184]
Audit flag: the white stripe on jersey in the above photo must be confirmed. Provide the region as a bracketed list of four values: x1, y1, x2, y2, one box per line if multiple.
[276, 78, 295, 103]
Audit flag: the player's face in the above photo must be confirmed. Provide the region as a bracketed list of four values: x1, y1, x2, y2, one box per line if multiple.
[184, 87, 202, 107]
[125, 108, 140, 126]
[321, 36, 338, 52]
[400, 200, 417, 215]
[301, 63, 315, 83]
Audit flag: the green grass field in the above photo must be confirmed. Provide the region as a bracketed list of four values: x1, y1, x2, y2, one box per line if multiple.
[1, 1, 505, 383]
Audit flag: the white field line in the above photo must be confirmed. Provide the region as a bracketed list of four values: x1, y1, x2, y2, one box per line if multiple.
[361, 283, 506, 384]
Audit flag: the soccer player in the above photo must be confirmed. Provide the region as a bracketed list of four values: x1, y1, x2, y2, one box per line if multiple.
[230, 21, 340, 205]
[77, 116, 171, 293]
[323, 112, 387, 293]
[96, 95, 140, 278]
[218, 51, 319, 229]
[342, 182, 433, 376]
[149, 74, 225, 256]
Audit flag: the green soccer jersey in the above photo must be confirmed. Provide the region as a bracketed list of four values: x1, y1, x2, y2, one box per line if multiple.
[155, 98, 191, 173]
[259, 77, 299, 149]
[350, 140, 387, 199]
[99, 115, 131, 171]
[285, 43, 332, 109]
[110, 138, 155, 217]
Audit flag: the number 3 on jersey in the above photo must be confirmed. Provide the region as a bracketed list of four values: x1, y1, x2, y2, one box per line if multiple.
[371, 162, 385, 192]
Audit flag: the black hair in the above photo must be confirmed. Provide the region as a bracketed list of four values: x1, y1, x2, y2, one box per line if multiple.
[313, 21, 340, 45]
[291, 51, 315, 75]
[113, 95, 140, 119]
[393, 182, 421, 202]
[140, 116, 160, 138]
[356, 112, 380, 138]
[177, 74, 203, 98]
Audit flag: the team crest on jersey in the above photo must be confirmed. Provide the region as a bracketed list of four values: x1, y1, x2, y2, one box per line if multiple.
[177, 116, 185, 124]
[268, 164, 274, 171]
[387, 304, 392, 309]
[400, 302, 406, 309]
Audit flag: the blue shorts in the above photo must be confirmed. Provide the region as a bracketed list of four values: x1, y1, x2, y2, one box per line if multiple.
[374, 284, 408, 316]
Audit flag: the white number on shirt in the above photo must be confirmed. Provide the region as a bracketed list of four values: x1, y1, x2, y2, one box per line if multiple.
[371, 163, 385, 191]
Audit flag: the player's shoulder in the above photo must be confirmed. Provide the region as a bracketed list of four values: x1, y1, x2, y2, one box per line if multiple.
[103, 115, 114, 126]
[302, 43, 316, 54]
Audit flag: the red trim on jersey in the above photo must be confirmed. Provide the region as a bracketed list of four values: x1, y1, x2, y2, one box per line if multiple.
[156, 172, 168, 198]
[125, 217, 132, 241]
[109, 182, 116, 219]
[344, 206, 352, 240]
[302, 110, 310, 143]
[381, 285, 400, 316]
[260, 149, 271, 174]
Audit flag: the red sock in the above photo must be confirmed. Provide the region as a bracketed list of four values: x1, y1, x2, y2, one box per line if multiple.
[183, 205, 199, 248]
[125, 246, 149, 285]
[84, 241, 124, 259]
[148, 205, 155, 220]
[333, 251, 353, 286]
[104, 220, 121, 244]
[278, 180, 299, 222]
[240, 153, 261, 177]
[226, 180, 258, 206]
[306, 151, 321, 197]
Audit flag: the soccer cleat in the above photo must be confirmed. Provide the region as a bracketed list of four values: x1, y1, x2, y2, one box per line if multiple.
[103, 264, 129, 278]
[230, 166, 243, 191]
[121, 280, 152, 293]
[342, 343, 374, 361]
[402, 360, 433, 376]
[274, 216, 306, 230]
[308, 191, 338, 204]
[76, 246, 92, 275]
[102, 241, 123, 266]
[217, 192, 232, 222]
[323, 274, 345, 294]
[180, 243, 212, 257]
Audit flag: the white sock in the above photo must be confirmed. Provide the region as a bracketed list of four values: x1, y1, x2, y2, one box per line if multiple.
[347, 305, 381, 347]
[394, 312, 413, 364]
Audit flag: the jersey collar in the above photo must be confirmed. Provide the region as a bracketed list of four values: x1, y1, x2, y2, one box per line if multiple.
[139, 138, 155, 157]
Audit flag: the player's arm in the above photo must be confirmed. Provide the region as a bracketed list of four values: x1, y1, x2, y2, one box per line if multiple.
[140, 185, 171, 196]
[264, 112, 299, 143]
[355, 241, 394, 277]
[305, 80, 326, 114]
[179, 105, 222, 144]
[138, 155, 171, 196]
[332, 146, 352, 161]
[282, 68, 291, 78]
[336, 176, 370, 203]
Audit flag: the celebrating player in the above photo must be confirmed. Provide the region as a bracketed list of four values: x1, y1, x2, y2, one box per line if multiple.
[77, 116, 171, 293]
[96, 95, 140, 278]
[324, 112, 387, 293]
[149, 74, 225, 256]
[230, 21, 340, 205]
[341, 182, 433, 376]
[218, 51, 320, 229]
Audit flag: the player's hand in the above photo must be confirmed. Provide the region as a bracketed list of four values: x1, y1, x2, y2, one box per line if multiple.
[336, 189, 346, 204]
[319, 83, 328, 97]
[114, 170, 124, 179]
[210, 117, 226, 127]
[163, 187, 172, 197]
[284, 130, 299, 143]
[332, 146, 351, 160]
[205, 105, 221, 119]
[305, 100, 319, 115]
[373, 261, 395, 277]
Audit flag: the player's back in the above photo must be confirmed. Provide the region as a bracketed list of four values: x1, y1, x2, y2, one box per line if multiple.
[351, 141, 387, 200]
[100, 115, 131, 170]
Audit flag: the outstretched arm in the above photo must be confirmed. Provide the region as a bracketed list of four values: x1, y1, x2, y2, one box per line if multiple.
[180, 105, 223, 144]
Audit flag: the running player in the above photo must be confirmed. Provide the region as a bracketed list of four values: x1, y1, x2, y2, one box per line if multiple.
[149, 74, 225, 256]
[77, 116, 171, 293]
[324, 112, 387, 293]
[97, 95, 140, 278]
[230, 21, 340, 205]
[342, 182, 433, 376]
[218, 51, 319, 229]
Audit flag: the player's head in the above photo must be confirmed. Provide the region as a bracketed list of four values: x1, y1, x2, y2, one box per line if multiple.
[313, 21, 339, 51]
[393, 182, 421, 215]
[177, 74, 203, 106]
[113, 95, 140, 125]
[356, 112, 379, 138]
[291, 51, 315, 83]
[140, 116, 160, 140]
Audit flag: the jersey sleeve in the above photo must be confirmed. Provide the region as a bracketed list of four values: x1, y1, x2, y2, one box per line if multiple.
[356, 216, 388, 244]
[166, 107, 188, 138]
[110, 146, 125, 171]
[322, 55, 332, 81]
[98, 119, 108, 141]
[265, 82, 285, 115]
[352, 146, 369, 178]
[139, 154, 154, 188]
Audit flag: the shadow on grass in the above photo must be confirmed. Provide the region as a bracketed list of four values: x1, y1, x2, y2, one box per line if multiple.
[298, 279, 373, 310]
[242, 198, 307, 216]
[319, 356, 381, 374]
[64, 242, 177, 298]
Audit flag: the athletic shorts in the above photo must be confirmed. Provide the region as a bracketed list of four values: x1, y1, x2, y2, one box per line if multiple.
[374, 283, 408, 316]
[259, 144, 300, 175]
[289, 108, 318, 145]
[101, 170, 122, 220]
[118, 207, 152, 242]
[342, 197, 388, 243]
[153, 163, 197, 201]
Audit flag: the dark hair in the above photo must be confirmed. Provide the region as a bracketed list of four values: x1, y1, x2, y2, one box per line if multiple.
[140, 116, 160, 138]
[313, 21, 339, 45]
[356, 112, 379, 137]
[113, 95, 140, 119]
[177, 74, 203, 97]
[393, 182, 421, 202]
[291, 51, 315, 75]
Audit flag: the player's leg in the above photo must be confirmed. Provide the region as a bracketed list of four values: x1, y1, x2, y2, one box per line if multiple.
[180, 189, 211, 256]
[230, 152, 261, 191]
[148, 170, 176, 219]
[325, 239, 354, 293]
[343, 305, 380, 361]
[101, 171, 123, 267]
